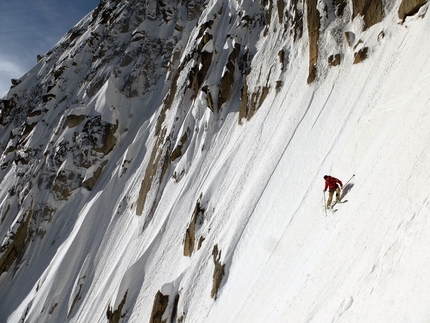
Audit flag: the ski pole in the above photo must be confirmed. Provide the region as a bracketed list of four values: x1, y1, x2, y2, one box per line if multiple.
[343, 174, 355, 187]
[340, 174, 355, 198]
[323, 190, 327, 216]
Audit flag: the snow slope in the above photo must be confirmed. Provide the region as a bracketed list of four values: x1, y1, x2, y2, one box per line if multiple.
[1, 0, 430, 322]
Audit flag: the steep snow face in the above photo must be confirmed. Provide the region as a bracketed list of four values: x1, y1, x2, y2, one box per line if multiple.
[1, 0, 430, 322]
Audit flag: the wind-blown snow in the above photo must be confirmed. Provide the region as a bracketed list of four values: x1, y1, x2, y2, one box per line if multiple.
[1, 0, 430, 322]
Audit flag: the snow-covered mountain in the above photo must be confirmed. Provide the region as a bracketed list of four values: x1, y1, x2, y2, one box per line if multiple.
[1, 0, 430, 322]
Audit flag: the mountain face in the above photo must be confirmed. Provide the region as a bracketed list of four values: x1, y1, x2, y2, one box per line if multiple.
[1, 0, 430, 322]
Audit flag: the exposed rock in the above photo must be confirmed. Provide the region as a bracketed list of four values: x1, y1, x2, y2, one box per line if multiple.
[202, 85, 215, 113]
[306, 0, 320, 84]
[238, 77, 250, 123]
[68, 29, 84, 43]
[278, 49, 287, 72]
[106, 291, 128, 323]
[54, 66, 68, 80]
[28, 109, 43, 118]
[193, 32, 214, 91]
[136, 122, 170, 217]
[11, 79, 21, 87]
[197, 236, 205, 250]
[120, 35, 175, 98]
[67, 114, 86, 128]
[22, 122, 36, 137]
[240, 88, 264, 121]
[188, 0, 207, 21]
[0, 207, 32, 274]
[52, 169, 84, 200]
[184, 197, 204, 257]
[219, 43, 240, 109]
[0, 96, 17, 126]
[49, 303, 59, 315]
[86, 76, 108, 98]
[68, 282, 84, 317]
[31, 203, 57, 237]
[344, 31, 356, 47]
[42, 94, 56, 103]
[398, 0, 428, 21]
[170, 130, 189, 162]
[82, 116, 118, 155]
[211, 244, 225, 299]
[352, 0, 383, 30]
[288, 0, 304, 41]
[353, 47, 369, 64]
[277, 0, 285, 24]
[119, 54, 134, 67]
[170, 294, 180, 323]
[328, 54, 341, 66]
[263, 0, 273, 36]
[82, 160, 108, 191]
[149, 291, 169, 323]
[239, 66, 271, 122]
[334, 0, 348, 16]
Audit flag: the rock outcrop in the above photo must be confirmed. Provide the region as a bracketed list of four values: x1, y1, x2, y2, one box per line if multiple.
[184, 196, 205, 257]
[106, 291, 128, 323]
[352, 0, 383, 30]
[211, 245, 225, 299]
[398, 0, 428, 21]
[149, 291, 169, 323]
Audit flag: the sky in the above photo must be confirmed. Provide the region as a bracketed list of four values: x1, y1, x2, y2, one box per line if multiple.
[0, 0, 99, 97]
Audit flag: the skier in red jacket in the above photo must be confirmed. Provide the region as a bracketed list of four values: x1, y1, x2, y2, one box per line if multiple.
[323, 175, 343, 208]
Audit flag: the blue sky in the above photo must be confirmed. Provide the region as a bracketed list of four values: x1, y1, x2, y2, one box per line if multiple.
[0, 0, 99, 97]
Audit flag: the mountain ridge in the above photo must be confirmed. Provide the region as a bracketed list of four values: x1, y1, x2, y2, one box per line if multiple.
[1, 0, 429, 322]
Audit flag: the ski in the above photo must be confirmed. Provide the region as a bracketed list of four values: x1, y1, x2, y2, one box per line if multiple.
[331, 199, 348, 208]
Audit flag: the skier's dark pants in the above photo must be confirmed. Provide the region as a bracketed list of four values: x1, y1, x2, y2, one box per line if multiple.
[327, 187, 341, 207]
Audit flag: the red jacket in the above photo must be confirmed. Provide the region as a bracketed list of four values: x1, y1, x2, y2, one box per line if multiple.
[324, 176, 343, 191]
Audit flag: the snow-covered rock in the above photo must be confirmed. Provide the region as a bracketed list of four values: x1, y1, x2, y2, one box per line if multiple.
[0, 0, 430, 322]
